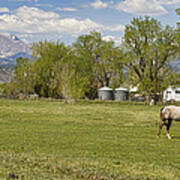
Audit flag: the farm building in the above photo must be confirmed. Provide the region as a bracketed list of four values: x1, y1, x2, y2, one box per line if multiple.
[163, 86, 180, 102]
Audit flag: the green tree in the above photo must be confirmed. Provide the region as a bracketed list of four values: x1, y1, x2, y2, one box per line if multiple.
[31, 41, 70, 97]
[31, 41, 89, 100]
[14, 57, 35, 97]
[73, 31, 125, 98]
[175, 8, 180, 57]
[123, 17, 177, 104]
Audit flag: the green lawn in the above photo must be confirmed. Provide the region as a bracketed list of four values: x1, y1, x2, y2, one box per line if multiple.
[0, 99, 180, 179]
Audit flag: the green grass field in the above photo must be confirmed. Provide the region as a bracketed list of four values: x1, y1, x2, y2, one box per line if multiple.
[0, 99, 180, 180]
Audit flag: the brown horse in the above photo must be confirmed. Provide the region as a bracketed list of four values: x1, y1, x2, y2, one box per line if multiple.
[157, 105, 180, 139]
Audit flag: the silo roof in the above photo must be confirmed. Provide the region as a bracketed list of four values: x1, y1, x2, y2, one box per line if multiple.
[99, 86, 113, 91]
[115, 87, 128, 91]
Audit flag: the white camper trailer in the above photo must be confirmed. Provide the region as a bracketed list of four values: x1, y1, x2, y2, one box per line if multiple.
[163, 87, 180, 102]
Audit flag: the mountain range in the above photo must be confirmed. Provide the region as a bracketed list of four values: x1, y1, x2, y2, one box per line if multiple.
[0, 34, 31, 66]
[0, 34, 32, 83]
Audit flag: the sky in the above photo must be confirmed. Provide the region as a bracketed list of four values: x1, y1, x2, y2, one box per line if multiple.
[0, 0, 179, 45]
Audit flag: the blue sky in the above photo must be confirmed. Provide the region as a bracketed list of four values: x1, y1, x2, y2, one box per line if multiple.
[0, 0, 179, 44]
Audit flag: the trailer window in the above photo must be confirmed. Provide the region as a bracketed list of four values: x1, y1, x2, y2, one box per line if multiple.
[167, 91, 171, 94]
[175, 90, 180, 94]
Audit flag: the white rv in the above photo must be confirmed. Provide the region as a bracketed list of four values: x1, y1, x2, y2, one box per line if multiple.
[163, 87, 180, 102]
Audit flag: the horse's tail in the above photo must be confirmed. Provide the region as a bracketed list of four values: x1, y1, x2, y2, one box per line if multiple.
[160, 107, 165, 121]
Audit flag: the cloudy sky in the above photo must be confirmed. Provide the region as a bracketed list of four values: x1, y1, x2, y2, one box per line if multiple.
[0, 0, 179, 44]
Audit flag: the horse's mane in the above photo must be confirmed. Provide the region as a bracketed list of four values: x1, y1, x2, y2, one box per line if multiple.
[160, 107, 165, 119]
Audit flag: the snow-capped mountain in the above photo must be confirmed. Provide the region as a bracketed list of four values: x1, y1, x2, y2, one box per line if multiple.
[0, 34, 32, 83]
[0, 34, 31, 66]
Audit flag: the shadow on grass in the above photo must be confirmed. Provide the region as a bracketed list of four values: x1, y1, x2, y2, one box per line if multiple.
[172, 136, 180, 140]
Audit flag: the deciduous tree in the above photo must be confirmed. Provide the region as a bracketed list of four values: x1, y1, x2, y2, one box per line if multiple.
[123, 17, 177, 104]
[73, 31, 125, 98]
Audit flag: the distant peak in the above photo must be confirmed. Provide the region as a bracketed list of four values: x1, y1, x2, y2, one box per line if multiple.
[10, 34, 19, 41]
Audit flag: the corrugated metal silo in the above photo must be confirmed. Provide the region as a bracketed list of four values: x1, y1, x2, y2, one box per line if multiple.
[114, 87, 129, 101]
[98, 86, 113, 100]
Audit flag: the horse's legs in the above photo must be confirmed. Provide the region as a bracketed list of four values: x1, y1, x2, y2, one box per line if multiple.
[166, 119, 172, 139]
[157, 120, 166, 137]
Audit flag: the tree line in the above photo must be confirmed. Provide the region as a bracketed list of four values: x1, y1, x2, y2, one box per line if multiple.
[1, 16, 180, 104]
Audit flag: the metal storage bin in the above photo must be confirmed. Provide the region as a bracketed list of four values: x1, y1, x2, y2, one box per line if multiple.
[98, 86, 113, 100]
[114, 87, 129, 101]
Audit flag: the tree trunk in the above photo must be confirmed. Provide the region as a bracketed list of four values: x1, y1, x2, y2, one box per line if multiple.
[154, 72, 158, 105]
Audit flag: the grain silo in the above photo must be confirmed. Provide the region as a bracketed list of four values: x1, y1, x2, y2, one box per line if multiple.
[114, 87, 129, 101]
[98, 86, 113, 100]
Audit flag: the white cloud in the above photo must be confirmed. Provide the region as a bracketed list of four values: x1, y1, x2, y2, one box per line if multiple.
[25, 6, 59, 20]
[116, 0, 168, 16]
[90, 0, 109, 9]
[0, 6, 124, 42]
[106, 24, 125, 32]
[0, 7, 10, 13]
[57, 7, 77, 12]
[35, 4, 54, 8]
[103, 35, 123, 45]
[15, 6, 60, 20]
[161, 0, 180, 5]
[87, 0, 180, 15]
[88, 0, 180, 15]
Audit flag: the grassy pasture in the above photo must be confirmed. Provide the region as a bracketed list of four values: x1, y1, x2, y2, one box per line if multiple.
[0, 99, 180, 179]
